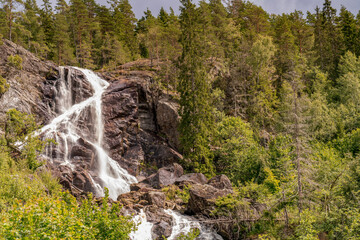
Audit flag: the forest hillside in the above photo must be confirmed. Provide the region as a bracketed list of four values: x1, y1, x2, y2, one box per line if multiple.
[0, 0, 360, 239]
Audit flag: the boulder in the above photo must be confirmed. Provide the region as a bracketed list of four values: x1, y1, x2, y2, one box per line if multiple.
[156, 98, 180, 149]
[208, 175, 233, 190]
[187, 184, 233, 216]
[145, 208, 173, 239]
[143, 163, 184, 189]
[175, 173, 208, 186]
[130, 182, 152, 192]
[140, 191, 166, 208]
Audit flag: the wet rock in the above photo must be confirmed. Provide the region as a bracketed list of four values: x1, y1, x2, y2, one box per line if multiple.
[72, 170, 95, 193]
[0, 39, 58, 124]
[70, 145, 93, 159]
[145, 208, 173, 239]
[143, 145, 183, 170]
[101, 74, 184, 176]
[130, 182, 152, 191]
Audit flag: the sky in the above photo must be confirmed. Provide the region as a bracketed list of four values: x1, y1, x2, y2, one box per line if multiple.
[127, 0, 360, 19]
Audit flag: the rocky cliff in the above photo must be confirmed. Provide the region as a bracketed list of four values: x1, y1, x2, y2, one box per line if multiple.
[0, 39, 58, 124]
[0, 41, 235, 239]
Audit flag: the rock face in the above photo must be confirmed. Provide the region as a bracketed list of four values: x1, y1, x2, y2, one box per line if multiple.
[156, 98, 181, 149]
[100, 69, 182, 177]
[0, 39, 58, 124]
[0, 43, 238, 239]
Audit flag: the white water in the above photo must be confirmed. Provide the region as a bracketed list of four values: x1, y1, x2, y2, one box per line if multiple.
[130, 210, 154, 240]
[40, 67, 137, 200]
[164, 209, 223, 240]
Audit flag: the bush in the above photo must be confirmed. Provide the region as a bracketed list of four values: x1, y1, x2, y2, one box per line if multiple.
[4, 109, 46, 171]
[7, 54, 23, 70]
[0, 169, 45, 209]
[0, 76, 9, 95]
[0, 189, 136, 239]
[213, 116, 266, 185]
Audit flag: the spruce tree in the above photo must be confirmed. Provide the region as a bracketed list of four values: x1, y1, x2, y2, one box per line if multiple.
[178, 0, 214, 175]
[338, 7, 357, 54]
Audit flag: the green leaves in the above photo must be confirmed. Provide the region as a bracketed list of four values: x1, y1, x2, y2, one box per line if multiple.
[0, 190, 136, 239]
[3, 109, 45, 171]
[213, 116, 266, 185]
[178, 0, 215, 176]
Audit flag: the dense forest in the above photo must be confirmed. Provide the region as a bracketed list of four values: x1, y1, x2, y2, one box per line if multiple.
[1, 0, 360, 239]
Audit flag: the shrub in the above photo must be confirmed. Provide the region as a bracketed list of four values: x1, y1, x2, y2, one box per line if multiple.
[0, 170, 45, 209]
[0, 189, 136, 239]
[0, 76, 9, 95]
[7, 54, 23, 70]
[4, 109, 46, 171]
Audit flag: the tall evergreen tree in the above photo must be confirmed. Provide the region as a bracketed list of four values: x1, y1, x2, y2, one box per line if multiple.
[312, 0, 343, 79]
[70, 0, 93, 67]
[247, 35, 278, 134]
[110, 0, 138, 59]
[53, 0, 74, 65]
[1, 0, 22, 41]
[338, 7, 357, 55]
[178, 0, 214, 175]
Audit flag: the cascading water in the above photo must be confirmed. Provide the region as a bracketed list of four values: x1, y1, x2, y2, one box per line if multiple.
[164, 209, 223, 240]
[40, 67, 137, 200]
[40, 67, 222, 239]
[130, 210, 154, 240]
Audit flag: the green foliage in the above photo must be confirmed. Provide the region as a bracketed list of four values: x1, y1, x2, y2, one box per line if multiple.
[0, 169, 45, 209]
[2, 0, 360, 238]
[0, 75, 9, 95]
[7, 54, 23, 69]
[161, 184, 191, 203]
[263, 168, 281, 194]
[178, 0, 215, 176]
[177, 228, 200, 240]
[0, 190, 136, 239]
[37, 169, 62, 195]
[214, 115, 266, 184]
[294, 209, 318, 240]
[3, 109, 46, 170]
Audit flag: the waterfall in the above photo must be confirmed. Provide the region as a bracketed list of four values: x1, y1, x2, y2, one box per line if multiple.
[164, 209, 223, 240]
[40, 67, 137, 200]
[40, 67, 222, 239]
[130, 210, 154, 240]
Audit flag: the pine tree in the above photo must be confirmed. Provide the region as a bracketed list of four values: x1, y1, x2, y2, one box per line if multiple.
[289, 11, 312, 55]
[70, 0, 93, 67]
[178, 0, 215, 175]
[1, 0, 23, 41]
[272, 14, 297, 90]
[18, 0, 40, 49]
[312, 0, 343, 79]
[53, 0, 74, 65]
[110, 0, 138, 59]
